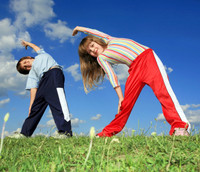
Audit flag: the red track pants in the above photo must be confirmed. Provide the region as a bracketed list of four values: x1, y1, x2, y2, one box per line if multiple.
[97, 49, 190, 137]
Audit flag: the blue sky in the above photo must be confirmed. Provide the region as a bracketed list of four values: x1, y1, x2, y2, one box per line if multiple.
[0, 0, 200, 136]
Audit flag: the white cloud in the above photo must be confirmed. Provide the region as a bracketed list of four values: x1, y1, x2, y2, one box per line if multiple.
[0, 57, 27, 97]
[46, 109, 53, 118]
[0, 98, 10, 107]
[16, 90, 29, 97]
[91, 114, 102, 121]
[0, 0, 74, 97]
[164, 65, 173, 74]
[113, 64, 129, 84]
[156, 113, 165, 121]
[45, 113, 85, 128]
[44, 20, 74, 43]
[10, 0, 73, 43]
[156, 104, 200, 124]
[71, 118, 85, 127]
[10, 0, 55, 29]
[46, 119, 55, 127]
[0, 18, 17, 53]
[65, 63, 82, 81]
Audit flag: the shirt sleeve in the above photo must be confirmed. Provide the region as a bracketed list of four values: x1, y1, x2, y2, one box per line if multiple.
[97, 55, 120, 88]
[83, 28, 112, 43]
[25, 67, 39, 90]
[36, 48, 46, 55]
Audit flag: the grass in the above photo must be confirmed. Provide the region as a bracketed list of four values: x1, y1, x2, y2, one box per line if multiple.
[0, 132, 199, 171]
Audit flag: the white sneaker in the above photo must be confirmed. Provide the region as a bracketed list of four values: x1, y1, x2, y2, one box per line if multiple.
[174, 128, 189, 136]
[51, 131, 71, 139]
[8, 132, 26, 138]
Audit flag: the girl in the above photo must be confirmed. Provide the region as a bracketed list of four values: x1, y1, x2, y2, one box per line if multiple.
[72, 26, 190, 137]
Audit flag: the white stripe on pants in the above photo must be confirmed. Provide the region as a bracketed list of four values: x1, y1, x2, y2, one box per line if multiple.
[56, 88, 70, 122]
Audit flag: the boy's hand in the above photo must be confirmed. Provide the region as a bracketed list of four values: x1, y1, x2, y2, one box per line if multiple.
[21, 40, 40, 52]
[21, 40, 29, 50]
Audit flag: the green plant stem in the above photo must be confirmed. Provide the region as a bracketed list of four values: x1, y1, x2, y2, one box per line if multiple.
[0, 122, 6, 155]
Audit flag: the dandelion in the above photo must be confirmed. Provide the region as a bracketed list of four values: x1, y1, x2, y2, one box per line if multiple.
[0, 113, 10, 156]
[84, 127, 96, 167]
[132, 129, 136, 136]
[107, 137, 120, 165]
[151, 131, 167, 153]
[4, 113, 9, 122]
[110, 138, 120, 144]
[151, 132, 157, 136]
[51, 163, 56, 172]
[58, 146, 62, 154]
[89, 126, 95, 139]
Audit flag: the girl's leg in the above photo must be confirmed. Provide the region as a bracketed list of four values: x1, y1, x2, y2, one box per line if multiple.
[98, 51, 148, 137]
[144, 50, 190, 135]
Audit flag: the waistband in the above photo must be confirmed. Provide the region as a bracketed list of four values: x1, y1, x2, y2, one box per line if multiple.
[135, 48, 153, 59]
[49, 65, 62, 70]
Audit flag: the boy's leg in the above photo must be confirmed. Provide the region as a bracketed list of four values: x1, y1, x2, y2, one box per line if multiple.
[21, 91, 48, 137]
[45, 69, 72, 136]
[144, 50, 190, 135]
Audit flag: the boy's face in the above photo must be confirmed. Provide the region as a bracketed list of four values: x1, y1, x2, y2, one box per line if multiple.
[20, 59, 34, 71]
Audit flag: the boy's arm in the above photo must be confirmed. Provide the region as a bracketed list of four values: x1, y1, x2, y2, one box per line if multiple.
[29, 88, 37, 116]
[21, 40, 41, 52]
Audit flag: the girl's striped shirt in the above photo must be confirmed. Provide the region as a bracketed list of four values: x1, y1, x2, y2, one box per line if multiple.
[83, 28, 149, 88]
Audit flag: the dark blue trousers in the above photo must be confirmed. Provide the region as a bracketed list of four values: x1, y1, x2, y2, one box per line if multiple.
[21, 68, 72, 136]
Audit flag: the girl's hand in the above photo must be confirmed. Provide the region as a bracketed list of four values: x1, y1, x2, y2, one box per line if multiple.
[72, 26, 80, 36]
[114, 86, 124, 113]
[72, 26, 85, 36]
[118, 98, 124, 113]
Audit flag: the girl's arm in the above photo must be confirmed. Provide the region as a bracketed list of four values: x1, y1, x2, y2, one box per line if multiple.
[72, 26, 86, 36]
[72, 26, 111, 43]
[114, 86, 124, 113]
[97, 56, 123, 113]
[21, 40, 41, 52]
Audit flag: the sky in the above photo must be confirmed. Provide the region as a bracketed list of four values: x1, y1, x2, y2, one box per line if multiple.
[0, 0, 200, 137]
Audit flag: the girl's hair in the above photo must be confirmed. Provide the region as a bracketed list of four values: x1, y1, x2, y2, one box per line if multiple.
[78, 35, 107, 93]
[16, 56, 34, 75]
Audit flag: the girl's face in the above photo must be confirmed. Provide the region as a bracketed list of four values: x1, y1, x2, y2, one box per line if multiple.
[87, 41, 104, 57]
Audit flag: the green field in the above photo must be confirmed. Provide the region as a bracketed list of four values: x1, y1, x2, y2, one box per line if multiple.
[0, 133, 199, 171]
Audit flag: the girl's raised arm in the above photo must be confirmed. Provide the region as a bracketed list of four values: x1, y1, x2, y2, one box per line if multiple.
[72, 26, 86, 36]
[72, 26, 111, 42]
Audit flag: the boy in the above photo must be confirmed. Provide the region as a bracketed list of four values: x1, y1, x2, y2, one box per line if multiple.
[12, 40, 72, 138]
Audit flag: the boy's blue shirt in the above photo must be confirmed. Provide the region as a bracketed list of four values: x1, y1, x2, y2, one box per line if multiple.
[26, 49, 61, 90]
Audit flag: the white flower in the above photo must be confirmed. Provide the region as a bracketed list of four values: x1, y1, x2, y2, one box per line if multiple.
[111, 138, 120, 144]
[4, 113, 9, 122]
[151, 132, 157, 136]
[89, 127, 95, 139]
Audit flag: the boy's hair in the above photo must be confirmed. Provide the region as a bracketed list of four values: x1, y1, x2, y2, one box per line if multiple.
[16, 56, 34, 75]
[78, 35, 107, 93]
